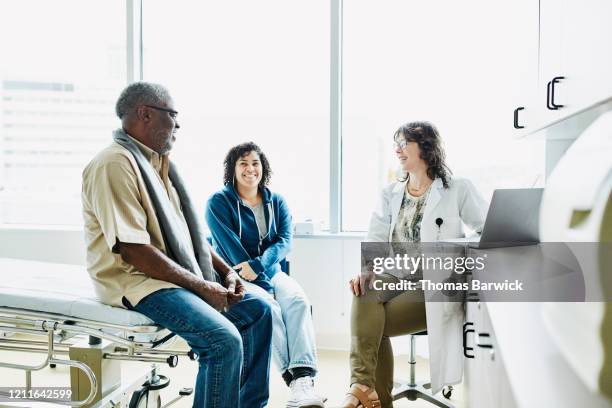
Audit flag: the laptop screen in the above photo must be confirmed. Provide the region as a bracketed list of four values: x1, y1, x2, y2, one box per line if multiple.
[477, 188, 544, 248]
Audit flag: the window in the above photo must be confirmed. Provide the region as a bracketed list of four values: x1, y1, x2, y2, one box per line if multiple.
[0, 0, 127, 225]
[341, 0, 544, 231]
[143, 0, 330, 227]
[1, 1, 545, 232]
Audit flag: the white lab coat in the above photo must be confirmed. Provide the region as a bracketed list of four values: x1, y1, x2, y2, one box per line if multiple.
[366, 177, 488, 394]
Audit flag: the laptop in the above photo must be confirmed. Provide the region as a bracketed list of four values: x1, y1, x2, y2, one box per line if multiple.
[468, 188, 544, 249]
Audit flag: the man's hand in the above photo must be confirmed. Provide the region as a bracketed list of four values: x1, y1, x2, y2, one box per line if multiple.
[116, 242, 236, 311]
[195, 281, 229, 312]
[224, 271, 245, 305]
[349, 270, 375, 296]
[233, 261, 258, 282]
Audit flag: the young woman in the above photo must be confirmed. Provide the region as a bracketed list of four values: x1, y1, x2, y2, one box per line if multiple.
[338, 122, 488, 408]
[206, 142, 324, 408]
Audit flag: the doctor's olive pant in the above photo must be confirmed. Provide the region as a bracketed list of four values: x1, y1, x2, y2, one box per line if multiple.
[350, 273, 426, 408]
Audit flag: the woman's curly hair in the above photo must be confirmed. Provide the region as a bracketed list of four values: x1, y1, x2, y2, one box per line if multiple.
[223, 142, 272, 187]
[395, 121, 452, 188]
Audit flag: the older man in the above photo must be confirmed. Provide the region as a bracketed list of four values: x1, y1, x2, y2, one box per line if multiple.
[81, 82, 272, 408]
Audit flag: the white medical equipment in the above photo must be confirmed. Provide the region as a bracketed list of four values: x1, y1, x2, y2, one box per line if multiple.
[0, 258, 195, 407]
[539, 110, 612, 399]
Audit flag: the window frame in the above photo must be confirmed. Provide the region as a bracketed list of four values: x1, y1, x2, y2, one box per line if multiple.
[137, 0, 346, 232]
[0, 0, 356, 232]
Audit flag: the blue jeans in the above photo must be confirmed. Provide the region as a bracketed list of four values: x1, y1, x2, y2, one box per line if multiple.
[242, 272, 318, 376]
[132, 288, 272, 408]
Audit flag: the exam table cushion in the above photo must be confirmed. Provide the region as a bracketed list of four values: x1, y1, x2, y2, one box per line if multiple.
[0, 258, 155, 327]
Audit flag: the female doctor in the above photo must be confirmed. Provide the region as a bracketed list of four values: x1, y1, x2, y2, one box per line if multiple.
[338, 121, 487, 408]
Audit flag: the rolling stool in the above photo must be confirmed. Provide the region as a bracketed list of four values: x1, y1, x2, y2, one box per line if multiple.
[392, 330, 454, 407]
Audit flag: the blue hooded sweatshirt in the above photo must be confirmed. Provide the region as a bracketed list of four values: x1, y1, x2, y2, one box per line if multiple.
[205, 184, 292, 292]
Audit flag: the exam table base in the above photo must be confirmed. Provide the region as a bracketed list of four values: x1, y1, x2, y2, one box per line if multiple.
[0, 310, 186, 407]
[69, 339, 121, 406]
[69, 339, 176, 408]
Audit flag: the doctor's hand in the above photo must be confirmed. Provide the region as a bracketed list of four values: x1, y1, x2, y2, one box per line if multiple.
[349, 271, 375, 296]
[233, 262, 258, 282]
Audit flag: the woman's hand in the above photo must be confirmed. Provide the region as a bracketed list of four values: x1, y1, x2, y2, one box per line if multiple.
[349, 270, 375, 296]
[233, 261, 258, 282]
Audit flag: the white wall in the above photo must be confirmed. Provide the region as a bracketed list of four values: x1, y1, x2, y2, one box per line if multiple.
[0, 226, 86, 265]
[290, 236, 360, 350]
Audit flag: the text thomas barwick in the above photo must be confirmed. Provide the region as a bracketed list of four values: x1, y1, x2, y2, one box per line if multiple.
[373, 279, 524, 291]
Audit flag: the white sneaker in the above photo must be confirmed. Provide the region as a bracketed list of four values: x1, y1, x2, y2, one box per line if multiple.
[286, 376, 325, 408]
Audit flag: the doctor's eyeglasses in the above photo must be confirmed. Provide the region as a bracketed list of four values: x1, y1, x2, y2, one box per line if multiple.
[393, 138, 412, 150]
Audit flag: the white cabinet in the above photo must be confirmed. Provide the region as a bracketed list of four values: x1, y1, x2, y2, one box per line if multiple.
[464, 303, 479, 405]
[291, 238, 348, 348]
[464, 301, 518, 408]
[518, 0, 612, 135]
[537, 0, 566, 127]
[290, 237, 362, 350]
[560, 0, 612, 114]
[510, 0, 540, 135]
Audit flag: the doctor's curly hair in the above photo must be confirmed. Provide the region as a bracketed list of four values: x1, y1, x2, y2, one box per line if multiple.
[223, 142, 272, 187]
[395, 121, 452, 188]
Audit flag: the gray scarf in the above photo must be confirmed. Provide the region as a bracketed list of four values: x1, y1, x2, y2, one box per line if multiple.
[113, 129, 218, 283]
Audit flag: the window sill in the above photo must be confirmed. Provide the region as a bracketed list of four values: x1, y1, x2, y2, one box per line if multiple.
[0, 224, 366, 240]
[0, 224, 83, 232]
[294, 231, 365, 240]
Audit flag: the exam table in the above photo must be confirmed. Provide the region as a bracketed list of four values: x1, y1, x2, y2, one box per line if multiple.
[0, 258, 194, 407]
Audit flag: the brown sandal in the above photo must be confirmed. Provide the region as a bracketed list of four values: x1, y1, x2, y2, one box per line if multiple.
[338, 384, 381, 408]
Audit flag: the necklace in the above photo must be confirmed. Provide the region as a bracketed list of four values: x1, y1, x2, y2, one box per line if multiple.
[408, 182, 428, 191]
[408, 184, 423, 192]
[407, 179, 432, 195]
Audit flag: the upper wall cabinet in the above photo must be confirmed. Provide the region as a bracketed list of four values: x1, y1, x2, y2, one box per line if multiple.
[510, 0, 540, 135]
[537, 0, 565, 128]
[515, 0, 612, 136]
[560, 0, 612, 116]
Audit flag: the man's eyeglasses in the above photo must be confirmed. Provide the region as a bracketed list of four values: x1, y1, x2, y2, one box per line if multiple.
[144, 105, 178, 119]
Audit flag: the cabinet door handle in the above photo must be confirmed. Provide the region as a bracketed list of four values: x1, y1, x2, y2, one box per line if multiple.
[466, 292, 480, 302]
[513, 107, 525, 129]
[551, 76, 565, 109]
[546, 80, 556, 110]
[477, 332, 494, 349]
[463, 322, 475, 358]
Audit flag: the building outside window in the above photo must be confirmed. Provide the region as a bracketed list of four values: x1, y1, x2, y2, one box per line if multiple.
[0, 0, 126, 225]
[0, 1, 543, 232]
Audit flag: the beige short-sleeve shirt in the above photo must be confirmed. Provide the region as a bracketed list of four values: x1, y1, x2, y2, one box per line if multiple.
[81, 134, 193, 308]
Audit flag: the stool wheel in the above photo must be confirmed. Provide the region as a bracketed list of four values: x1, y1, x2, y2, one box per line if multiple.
[442, 386, 453, 399]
